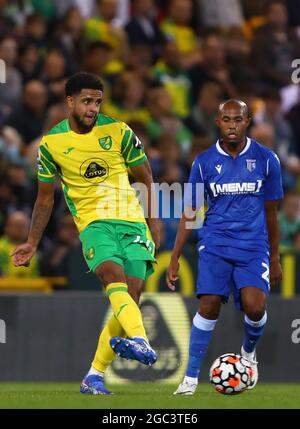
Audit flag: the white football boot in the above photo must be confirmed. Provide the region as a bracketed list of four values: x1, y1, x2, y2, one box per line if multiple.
[173, 376, 198, 395]
[241, 346, 258, 389]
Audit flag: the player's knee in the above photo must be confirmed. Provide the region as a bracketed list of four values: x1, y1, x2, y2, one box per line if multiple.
[245, 309, 265, 322]
[244, 302, 266, 321]
[95, 268, 124, 287]
[198, 296, 221, 320]
[128, 288, 141, 303]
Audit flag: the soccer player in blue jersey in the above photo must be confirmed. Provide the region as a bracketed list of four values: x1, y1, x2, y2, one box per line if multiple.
[167, 99, 283, 395]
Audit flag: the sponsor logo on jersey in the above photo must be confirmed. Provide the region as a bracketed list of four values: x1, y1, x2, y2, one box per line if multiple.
[210, 179, 263, 196]
[80, 158, 109, 184]
[99, 136, 112, 150]
[246, 159, 256, 172]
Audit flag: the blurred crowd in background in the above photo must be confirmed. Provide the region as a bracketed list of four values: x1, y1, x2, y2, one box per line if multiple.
[1, 0, 300, 279]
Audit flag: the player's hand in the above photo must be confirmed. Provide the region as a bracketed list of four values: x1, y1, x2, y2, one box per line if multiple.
[11, 242, 37, 267]
[166, 256, 180, 291]
[269, 258, 282, 287]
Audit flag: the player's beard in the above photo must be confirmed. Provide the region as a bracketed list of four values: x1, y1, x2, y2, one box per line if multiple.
[72, 112, 97, 133]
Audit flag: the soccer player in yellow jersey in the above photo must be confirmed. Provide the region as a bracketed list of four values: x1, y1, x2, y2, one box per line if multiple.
[12, 72, 160, 395]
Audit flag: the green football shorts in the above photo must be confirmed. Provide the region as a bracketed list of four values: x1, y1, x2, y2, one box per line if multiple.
[80, 220, 156, 279]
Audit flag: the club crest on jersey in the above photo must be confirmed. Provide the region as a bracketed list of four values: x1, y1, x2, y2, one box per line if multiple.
[99, 136, 112, 150]
[85, 247, 95, 260]
[246, 159, 256, 172]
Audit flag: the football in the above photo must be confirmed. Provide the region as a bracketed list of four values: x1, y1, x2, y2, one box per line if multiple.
[209, 353, 253, 395]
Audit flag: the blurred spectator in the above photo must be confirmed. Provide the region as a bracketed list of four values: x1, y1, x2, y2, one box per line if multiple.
[17, 43, 40, 83]
[252, 0, 300, 91]
[6, 162, 34, 212]
[40, 49, 67, 104]
[155, 132, 189, 182]
[26, 102, 69, 167]
[51, 6, 85, 74]
[85, 0, 128, 73]
[188, 33, 236, 104]
[0, 126, 23, 165]
[160, 0, 200, 68]
[253, 89, 300, 185]
[31, 0, 56, 21]
[278, 192, 300, 251]
[0, 0, 14, 37]
[0, 36, 22, 117]
[40, 213, 80, 277]
[126, 44, 154, 83]
[102, 71, 150, 124]
[250, 122, 300, 190]
[4, 79, 48, 145]
[125, 0, 166, 62]
[286, 0, 300, 29]
[0, 211, 39, 277]
[197, 0, 244, 28]
[184, 82, 223, 142]
[23, 13, 48, 55]
[293, 228, 300, 251]
[224, 27, 257, 87]
[146, 85, 192, 156]
[0, 176, 17, 235]
[153, 40, 192, 118]
[286, 98, 300, 157]
[3, 0, 33, 27]
[82, 41, 115, 87]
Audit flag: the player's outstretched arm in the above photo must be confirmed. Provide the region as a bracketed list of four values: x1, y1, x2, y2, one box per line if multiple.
[166, 209, 196, 291]
[11, 181, 54, 267]
[130, 160, 160, 250]
[265, 200, 282, 287]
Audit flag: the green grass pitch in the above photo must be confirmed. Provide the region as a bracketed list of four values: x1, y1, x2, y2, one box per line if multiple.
[0, 383, 299, 409]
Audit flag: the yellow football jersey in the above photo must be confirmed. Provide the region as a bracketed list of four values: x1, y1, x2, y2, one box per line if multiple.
[37, 115, 147, 232]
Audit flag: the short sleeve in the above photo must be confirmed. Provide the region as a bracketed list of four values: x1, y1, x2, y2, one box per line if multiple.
[120, 124, 147, 168]
[264, 152, 284, 201]
[184, 157, 205, 209]
[37, 138, 57, 183]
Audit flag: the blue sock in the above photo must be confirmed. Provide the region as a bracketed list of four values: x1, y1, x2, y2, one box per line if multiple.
[243, 312, 267, 353]
[186, 313, 217, 378]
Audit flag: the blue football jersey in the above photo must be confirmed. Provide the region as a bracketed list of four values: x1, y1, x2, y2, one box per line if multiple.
[187, 137, 284, 251]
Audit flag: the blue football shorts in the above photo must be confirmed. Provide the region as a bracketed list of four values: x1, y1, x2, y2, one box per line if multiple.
[196, 244, 270, 310]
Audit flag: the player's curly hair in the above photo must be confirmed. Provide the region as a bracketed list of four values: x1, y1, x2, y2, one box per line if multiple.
[65, 72, 104, 96]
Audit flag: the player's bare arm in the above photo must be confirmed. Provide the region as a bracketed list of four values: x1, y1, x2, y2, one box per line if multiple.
[130, 160, 160, 250]
[11, 181, 54, 267]
[166, 209, 196, 291]
[264, 200, 282, 287]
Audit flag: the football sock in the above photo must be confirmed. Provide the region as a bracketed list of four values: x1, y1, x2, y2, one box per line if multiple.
[186, 313, 217, 379]
[243, 312, 267, 353]
[92, 315, 124, 373]
[106, 282, 147, 339]
[87, 366, 104, 377]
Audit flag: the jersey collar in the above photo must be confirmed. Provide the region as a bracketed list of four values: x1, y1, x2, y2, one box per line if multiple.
[216, 137, 251, 157]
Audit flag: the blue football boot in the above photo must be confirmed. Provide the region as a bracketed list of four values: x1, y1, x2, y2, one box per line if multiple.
[80, 374, 113, 395]
[110, 337, 157, 366]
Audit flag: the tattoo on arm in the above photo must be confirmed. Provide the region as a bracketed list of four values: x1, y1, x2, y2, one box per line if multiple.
[28, 200, 53, 246]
